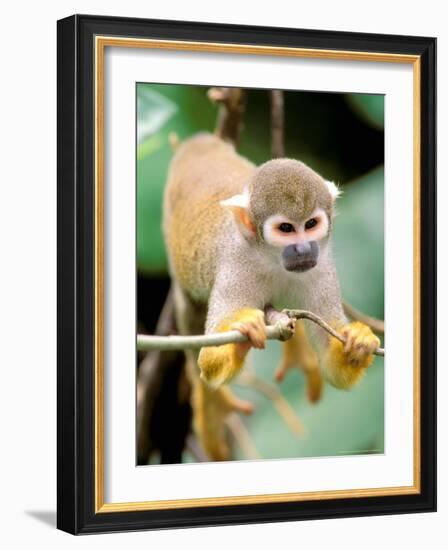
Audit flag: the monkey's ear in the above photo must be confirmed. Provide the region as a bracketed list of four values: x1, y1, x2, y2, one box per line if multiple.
[220, 188, 256, 237]
[325, 180, 342, 201]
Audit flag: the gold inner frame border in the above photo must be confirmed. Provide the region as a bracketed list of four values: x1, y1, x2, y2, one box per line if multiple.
[94, 35, 421, 513]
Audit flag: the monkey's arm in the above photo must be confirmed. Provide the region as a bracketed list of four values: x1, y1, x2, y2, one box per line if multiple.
[303, 266, 380, 390]
[198, 270, 267, 389]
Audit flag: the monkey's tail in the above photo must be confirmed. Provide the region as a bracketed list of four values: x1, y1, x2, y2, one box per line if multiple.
[168, 132, 180, 151]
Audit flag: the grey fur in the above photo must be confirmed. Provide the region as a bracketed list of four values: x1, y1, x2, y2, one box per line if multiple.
[163, 133, 347, 361]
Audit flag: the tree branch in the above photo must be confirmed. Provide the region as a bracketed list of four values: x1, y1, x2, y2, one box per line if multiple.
[270, 90, 285, 158]
[208, 87, 247, 146]
[236, 372, 305, 437]
[284, 309, 385, 357]
[226, 413, 261, 460]
[343, 301, 385, 334]
[137, 308, 385, 357]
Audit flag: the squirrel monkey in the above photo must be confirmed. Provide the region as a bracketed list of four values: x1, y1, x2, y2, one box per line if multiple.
[163, 133, 380, 459]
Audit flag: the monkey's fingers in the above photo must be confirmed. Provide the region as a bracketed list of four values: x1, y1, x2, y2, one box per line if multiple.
[275, 359, 323, 403]
[274, 367, 285, 383]
[324, 322, 380, 389]
[199, 309, 266, 389]
[230, 309, 266, 349]
[342, 326, 357, 354]
[274, 361, 296, 383]
[232, 322, 266, 349]
[340, 322, 380, 366]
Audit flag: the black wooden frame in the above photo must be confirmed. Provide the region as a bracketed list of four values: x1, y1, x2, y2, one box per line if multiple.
[57, 14, 436, 534]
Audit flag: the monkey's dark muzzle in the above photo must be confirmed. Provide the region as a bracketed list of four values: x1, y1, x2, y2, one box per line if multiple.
[282, 241, 318, 273]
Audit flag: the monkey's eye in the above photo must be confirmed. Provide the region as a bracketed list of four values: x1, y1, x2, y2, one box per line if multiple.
[278, 222, 295, 233]
[305, 218, 319, 230]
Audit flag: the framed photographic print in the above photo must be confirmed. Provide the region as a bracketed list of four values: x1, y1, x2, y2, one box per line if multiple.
[57, 14, 436, 534]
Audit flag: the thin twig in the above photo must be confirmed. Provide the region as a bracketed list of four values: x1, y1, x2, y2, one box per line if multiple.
[185, 434, 210, 463]
[226, 413, 261, 460]
[343, 301, 385, 334]
[236, 372, 305, 437]
[265, 305, 295, 330]
[208, 87, 247, 146]
[137, 308, 384, 356]
[284, 309, 385, 357]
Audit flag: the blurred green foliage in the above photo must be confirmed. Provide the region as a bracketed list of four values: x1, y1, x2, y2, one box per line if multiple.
[137, 83, 384, 461]
[137, 86, 217, 273]
[333, 167, 384, 319]
[347, 94, 384, 130]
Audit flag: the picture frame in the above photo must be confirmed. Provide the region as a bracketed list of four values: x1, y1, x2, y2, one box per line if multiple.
[57, 14, 436, 534]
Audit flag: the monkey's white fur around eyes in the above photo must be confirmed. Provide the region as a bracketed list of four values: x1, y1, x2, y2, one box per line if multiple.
[263, 209, 330, 248]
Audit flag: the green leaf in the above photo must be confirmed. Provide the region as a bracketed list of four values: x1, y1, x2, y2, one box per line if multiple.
[230, 343, 384, 461]
[333, 166, 384, 319]
[137, 87, 177, 145]
[136, 84, 217, 274]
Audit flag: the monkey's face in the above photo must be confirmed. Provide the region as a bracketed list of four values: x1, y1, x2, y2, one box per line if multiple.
[221, 158, 339, 274]
[262, 209, 330, 273]
[245, 159, 339, 274]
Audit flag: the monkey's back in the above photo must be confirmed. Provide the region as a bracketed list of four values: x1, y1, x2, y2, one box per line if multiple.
[163, 133, 255, 302]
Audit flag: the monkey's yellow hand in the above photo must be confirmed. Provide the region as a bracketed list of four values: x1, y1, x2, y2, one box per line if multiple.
[229, 308, 267, 350]
[325, 321, 380, 389]
[198, 308, 266, 389]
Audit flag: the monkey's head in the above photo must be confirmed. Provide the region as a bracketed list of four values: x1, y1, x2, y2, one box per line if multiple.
[221, 159, 340, 273]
